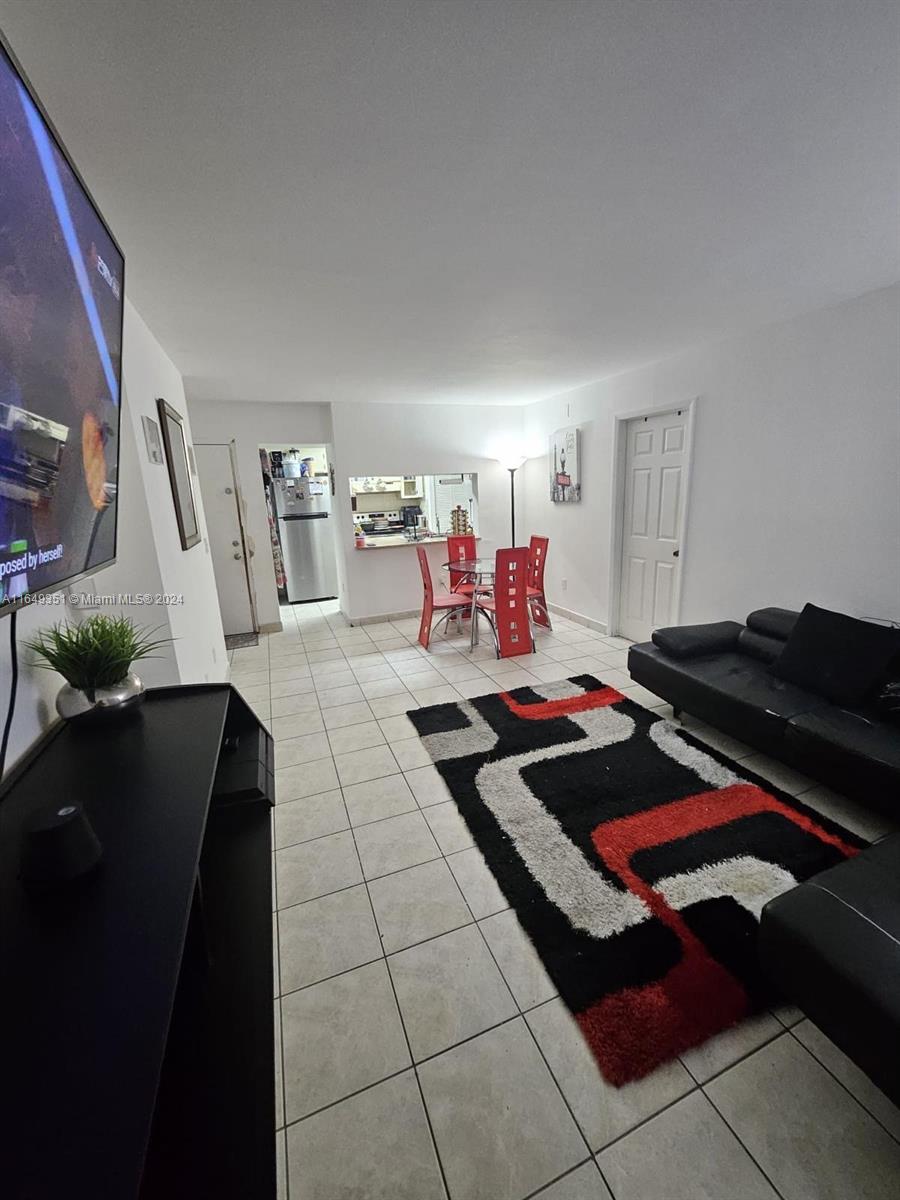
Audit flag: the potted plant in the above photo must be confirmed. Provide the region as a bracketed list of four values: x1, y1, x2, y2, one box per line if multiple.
[27, 615, 170, 721]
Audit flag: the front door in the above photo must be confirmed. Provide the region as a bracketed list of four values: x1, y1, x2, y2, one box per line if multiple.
[195, 443, 257, 636]
[618, 409, 688, 643]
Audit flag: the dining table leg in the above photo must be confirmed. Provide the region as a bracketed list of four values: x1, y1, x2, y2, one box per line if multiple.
[469, 574, 480, 651]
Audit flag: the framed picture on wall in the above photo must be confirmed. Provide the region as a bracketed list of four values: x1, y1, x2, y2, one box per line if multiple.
[550, 426, 581, 502]
[157, 398, 201, 549]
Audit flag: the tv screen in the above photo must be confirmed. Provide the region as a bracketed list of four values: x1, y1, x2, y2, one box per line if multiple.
[0, 40, 124, 611]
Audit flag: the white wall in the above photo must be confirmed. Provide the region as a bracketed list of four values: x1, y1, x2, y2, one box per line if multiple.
[520, 284, 900, 630]
[117, 302, 226, 682]
[329, 402, 524, 622]
[188, 400, 334, 628]
[0, 300, 225, 775]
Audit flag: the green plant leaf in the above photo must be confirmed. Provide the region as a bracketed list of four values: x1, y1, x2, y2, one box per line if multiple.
[25, 615, 173, 690]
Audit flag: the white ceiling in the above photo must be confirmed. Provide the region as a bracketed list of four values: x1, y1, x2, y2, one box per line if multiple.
[2, 0, 898, 405]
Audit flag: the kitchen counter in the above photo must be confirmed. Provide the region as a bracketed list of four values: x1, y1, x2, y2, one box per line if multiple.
[354, 534, 479, 550]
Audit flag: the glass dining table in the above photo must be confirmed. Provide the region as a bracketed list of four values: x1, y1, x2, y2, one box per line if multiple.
[441, 557, 496, 650]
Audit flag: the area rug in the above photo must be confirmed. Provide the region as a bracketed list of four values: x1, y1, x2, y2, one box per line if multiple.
[408, 674, 863, 1085]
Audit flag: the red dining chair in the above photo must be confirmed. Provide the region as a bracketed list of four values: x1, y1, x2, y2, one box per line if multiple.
[527, 535, 552, 629]
[446, 534, 478, 597]
[416, 545, 471, 650]
[475, 547, 536, 658]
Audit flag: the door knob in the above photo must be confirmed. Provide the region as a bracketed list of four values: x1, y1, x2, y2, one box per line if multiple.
[233, 552, 242, 560]
[673, 549, 680, 558]
[232, 540, 239, 547]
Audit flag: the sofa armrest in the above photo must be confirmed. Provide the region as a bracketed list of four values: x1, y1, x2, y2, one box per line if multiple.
[651, 620, 743, 660]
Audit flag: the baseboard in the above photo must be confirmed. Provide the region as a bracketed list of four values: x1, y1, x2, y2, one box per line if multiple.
[547, 603, 608, 635]
[344, 609, 419, 627]
[258, 621, 283, 634]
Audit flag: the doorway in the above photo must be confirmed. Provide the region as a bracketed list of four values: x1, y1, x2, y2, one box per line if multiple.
[195, 442, 258, 636]
[609, 402, 695, 642]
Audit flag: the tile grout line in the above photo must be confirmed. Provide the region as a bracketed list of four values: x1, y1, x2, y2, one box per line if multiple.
[518, 1158, 596, 1200]
[337, 772, 455, 1200]
[589, 1082, 702, 1159]
[275, 847, 445, 907]
[268, 640, 291, 1200]
[451, 828, 614, 1193]
[698, 1083, 788, 1200]
[421, 785, 602, 1199]
[676, 1023, 787, 1090]
[783, 1024, 900, 1149]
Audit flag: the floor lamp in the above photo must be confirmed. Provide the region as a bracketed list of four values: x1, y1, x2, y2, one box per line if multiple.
[497, 454, 526, 545]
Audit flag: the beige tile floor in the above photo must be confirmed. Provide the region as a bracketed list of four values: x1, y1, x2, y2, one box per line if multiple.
[229, 600, 900, 1200]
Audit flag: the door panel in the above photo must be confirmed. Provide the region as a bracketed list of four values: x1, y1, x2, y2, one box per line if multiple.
[625, 557, 646, 620]
[618, 410, 688, 643]
[652, 561, 676, 627]
[634, 429, 654, 456]
[630, 469, 651, 537]
[195, 444, 256, 636]
[657, 467, 682, 541]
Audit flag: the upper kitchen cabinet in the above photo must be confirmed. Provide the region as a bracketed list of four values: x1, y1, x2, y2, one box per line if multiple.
[350, 476, 404, 495]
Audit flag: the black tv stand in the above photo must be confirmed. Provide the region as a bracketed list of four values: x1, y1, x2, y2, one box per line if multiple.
[0, 684, 276, 1199]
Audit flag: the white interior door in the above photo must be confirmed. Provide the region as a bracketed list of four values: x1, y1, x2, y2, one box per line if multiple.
[195, 443, 256, 636]
[618, 409, 688, 642]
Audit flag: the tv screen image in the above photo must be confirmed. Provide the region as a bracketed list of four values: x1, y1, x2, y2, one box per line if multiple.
[0, 41, 124, 610]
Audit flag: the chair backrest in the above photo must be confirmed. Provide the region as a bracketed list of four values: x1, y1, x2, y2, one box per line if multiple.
[416, 545, 434, 602]
[529, 536, 549, 591]
[446, 534, 477, 590]
[493, 547, 532, 656]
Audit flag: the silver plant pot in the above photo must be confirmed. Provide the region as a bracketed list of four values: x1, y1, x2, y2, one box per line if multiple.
[56, 672, 146, 722]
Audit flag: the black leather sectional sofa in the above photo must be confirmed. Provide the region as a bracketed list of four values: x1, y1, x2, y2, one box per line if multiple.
[627, 606, 900, 808]
[760, 836, 900, 1106]
[629, 605, 900, 1106]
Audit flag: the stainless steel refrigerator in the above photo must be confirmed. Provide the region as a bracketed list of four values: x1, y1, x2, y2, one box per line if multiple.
[272, 477, 338, 602]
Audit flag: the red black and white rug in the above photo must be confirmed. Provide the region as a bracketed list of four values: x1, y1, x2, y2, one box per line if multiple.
[408, 674, 863, 1085]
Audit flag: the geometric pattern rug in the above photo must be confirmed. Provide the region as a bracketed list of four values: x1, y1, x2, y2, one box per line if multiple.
[408, 674, 863, 1085]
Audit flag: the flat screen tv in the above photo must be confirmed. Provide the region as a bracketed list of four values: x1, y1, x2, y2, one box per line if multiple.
[0, 37, 124, 613]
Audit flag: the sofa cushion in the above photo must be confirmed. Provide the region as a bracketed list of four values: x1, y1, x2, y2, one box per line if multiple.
[628, 643, 827, 751]
[651, 620, 742, 659]
[773, 603, 900, 706]
[737, 627, 784, 663]
[785, 707, 900, 802]
[760, 834, 900, 1107]
[746, 607, 799, 641]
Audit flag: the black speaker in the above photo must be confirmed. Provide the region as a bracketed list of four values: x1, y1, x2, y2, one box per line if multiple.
[20, 802, 103, 890]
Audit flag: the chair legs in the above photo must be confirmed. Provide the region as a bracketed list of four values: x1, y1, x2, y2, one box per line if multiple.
[529, 593, 553, 630]
[420, 603, 468, 650]
[475, 605, 537, 660]
[434, 608, 463, 637]
[476, 606, 499, 657]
